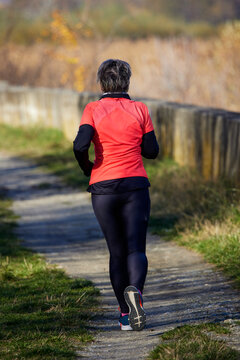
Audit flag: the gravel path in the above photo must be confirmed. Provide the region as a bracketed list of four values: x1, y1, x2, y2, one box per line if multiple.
[1, 153, 240, 359]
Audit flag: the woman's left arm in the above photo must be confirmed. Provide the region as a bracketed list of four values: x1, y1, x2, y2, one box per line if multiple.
[141, 103, 159, 159]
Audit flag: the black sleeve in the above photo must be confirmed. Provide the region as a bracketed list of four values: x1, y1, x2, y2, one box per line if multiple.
[73, 124, 94, 177]
[141, 130, 159, 159]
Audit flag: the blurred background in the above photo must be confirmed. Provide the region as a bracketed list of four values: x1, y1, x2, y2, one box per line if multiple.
[1, 0, 240, 111]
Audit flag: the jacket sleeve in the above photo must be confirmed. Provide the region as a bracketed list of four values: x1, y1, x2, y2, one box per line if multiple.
[73, 124, 94, 176]
[141, 130, 159, 159]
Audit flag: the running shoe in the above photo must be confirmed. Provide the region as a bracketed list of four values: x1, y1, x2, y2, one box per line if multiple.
[124, 285, 146, 331]
[118, 314, 133, 331]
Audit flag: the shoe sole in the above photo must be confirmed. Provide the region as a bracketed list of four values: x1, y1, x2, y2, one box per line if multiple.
[124, 285, 146, 331]
[118, 322, 133, 331]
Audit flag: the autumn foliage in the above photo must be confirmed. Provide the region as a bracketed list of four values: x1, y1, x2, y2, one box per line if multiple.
[0, 10, 240, 112]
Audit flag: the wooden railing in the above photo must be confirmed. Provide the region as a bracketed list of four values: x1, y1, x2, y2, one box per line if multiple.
[0, 82, 239, 182]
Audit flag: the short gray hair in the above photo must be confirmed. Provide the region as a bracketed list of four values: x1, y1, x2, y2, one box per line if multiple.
[97, 59, 132, 93]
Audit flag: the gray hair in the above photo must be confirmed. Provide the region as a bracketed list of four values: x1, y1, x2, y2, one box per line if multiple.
[97, 59, 132, 93]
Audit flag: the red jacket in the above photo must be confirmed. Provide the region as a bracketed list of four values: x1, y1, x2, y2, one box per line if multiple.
[79, 97, 154, 185]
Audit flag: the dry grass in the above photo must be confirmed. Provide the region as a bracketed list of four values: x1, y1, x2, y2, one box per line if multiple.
[147, 158, 240, 287]
[181, 216, 240, 242]
[1, 24, 240, 111]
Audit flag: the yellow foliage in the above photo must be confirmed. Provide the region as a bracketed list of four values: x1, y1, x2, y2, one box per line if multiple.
[51, 52, 85, 90]
[74, 66, 85, 92]
[66, 57, 79, 65]
[47, 10, 85, 92]
[50, 11, 77, 46]
[49, 11, 92, 45]
[53, 53, 79, 65]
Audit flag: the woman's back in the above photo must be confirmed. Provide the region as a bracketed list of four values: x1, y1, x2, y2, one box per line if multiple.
[81, 96, 154, 185]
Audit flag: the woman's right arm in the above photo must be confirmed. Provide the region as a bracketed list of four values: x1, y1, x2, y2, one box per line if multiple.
[73, 103, 95, 177]
[73, 124, 94, 176]
[73, 125, 94, 176]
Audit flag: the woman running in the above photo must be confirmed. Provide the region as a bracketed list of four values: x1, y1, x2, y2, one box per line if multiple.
[73, 59, 159, 331]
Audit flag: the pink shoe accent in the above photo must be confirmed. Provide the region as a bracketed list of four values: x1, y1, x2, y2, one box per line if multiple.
[121, 312, 129, 317]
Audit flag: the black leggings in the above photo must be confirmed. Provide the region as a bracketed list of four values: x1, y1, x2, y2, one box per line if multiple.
[91, 188, 151, 313]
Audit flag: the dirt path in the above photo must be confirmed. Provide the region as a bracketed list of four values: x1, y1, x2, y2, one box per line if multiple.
[1, 153, 240, 359]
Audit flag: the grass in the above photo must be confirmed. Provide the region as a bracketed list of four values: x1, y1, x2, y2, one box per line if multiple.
[0, 191, 100, 359]
[0, 123, 240, 358]
[0, 124, 94, 190]
[148, 323, 239, 360]
[147, 158, 240, 289]
[0, 123, 240, 289]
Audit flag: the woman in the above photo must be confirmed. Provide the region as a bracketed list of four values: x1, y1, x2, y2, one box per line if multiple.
[73, 59, 159, 331]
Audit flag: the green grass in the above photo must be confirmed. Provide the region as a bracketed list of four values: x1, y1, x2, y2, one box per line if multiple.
[0, 124, 94, 190]
[1, 124, 240, 358]
[178, 232, 240, 287]
[0, 192, 100, 359]
[0, 123, 240, 290]
[148, 323, 239, 360]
